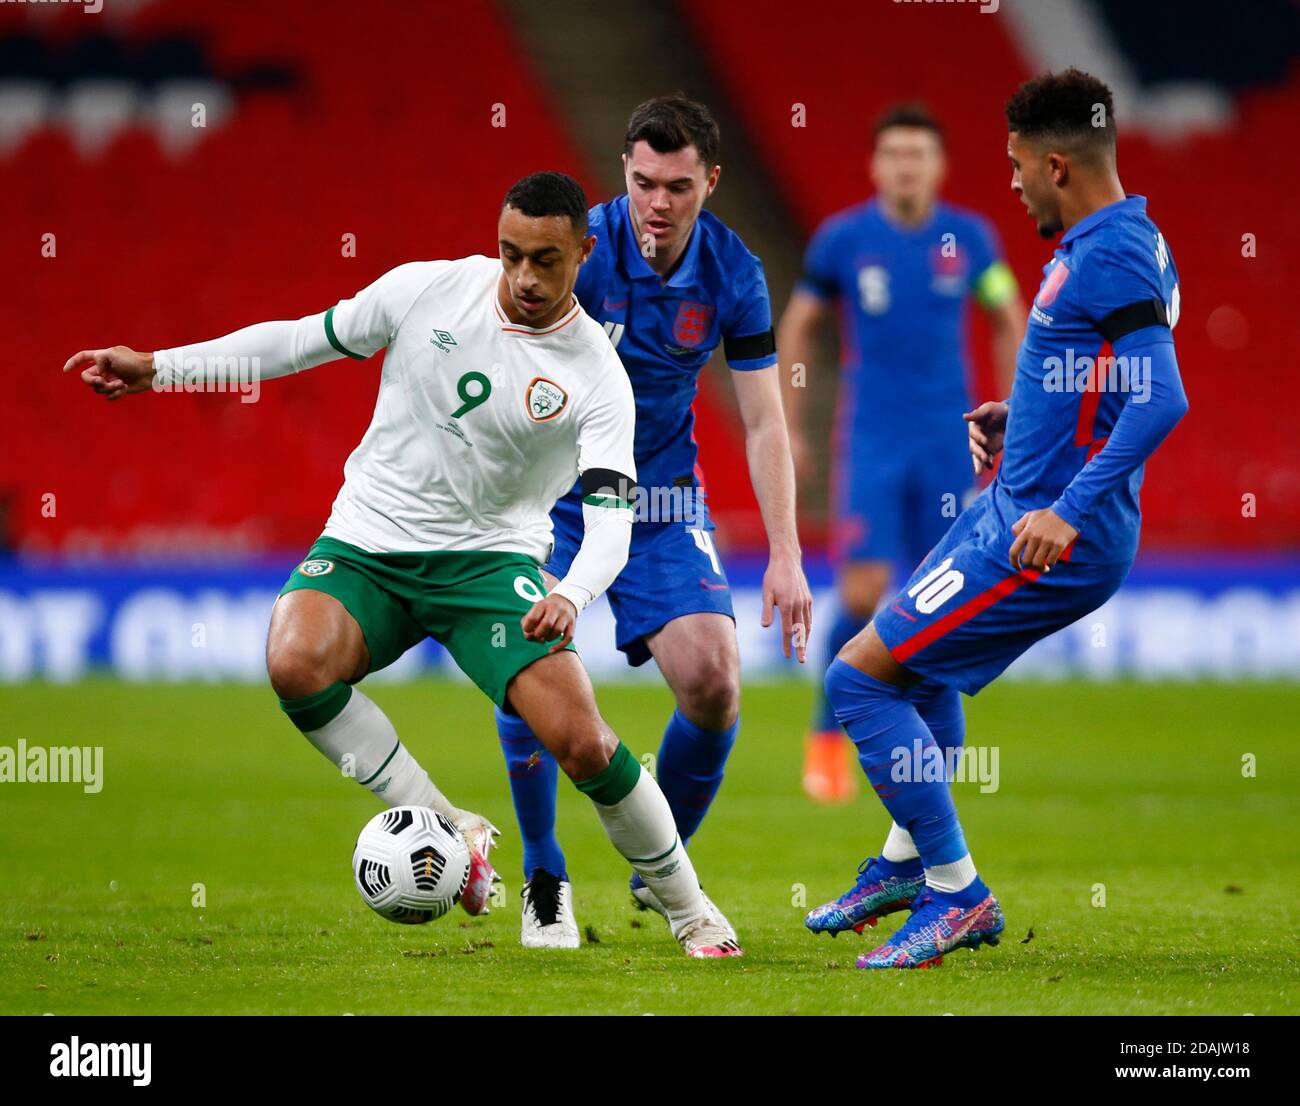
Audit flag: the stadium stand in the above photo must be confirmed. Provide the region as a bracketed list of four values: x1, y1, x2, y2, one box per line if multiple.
[3, 0, 1297, 556]
[1, 0, 593, 556]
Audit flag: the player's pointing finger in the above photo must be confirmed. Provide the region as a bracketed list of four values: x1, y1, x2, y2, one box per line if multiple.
[63, 349, 103, 374]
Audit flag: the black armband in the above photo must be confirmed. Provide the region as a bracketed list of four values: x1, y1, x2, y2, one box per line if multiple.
[580, 468, 636, 507]
[724, 328, 776, 364]
[1097, 299, 1169, 343]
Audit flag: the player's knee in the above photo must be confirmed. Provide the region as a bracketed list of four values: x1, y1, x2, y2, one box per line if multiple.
[824, 656, 901, 727]
[266, 640, 341, 701]
[674, 657, 740, 731]
[822, 660, 852, 715]
[554, 727, 614, 782]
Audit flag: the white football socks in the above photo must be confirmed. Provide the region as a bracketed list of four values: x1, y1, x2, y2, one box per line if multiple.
[925, 853, 978, 894]
[884, 823, 978, 894]
[586, 765, 708, 932]
[882, 822, 920, 863]
[303, 687, 460, 819]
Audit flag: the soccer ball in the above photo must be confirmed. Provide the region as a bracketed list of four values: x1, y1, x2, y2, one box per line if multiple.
[352, 806, 470, 924]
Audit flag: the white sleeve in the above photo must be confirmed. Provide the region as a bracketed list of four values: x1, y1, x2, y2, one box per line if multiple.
[550, 352, 637, 613]
[324, 261, 438, 359]
[550, 503, 633, 613]
[152, 262, 437, 386]
[575, 347, 637, 481]
[152, 315, 333, 386]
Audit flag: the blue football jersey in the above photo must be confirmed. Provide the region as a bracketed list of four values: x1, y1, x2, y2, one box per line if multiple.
[799, 198, 1016, 440]
[993, 195, 1184, 564]
[573, 194, 777, 506]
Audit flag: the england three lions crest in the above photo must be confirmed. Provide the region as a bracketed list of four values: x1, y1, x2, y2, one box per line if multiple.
[672, 301, 715, 348]
[525, 377, 568, 422]
[1035, 260, 1071, 309]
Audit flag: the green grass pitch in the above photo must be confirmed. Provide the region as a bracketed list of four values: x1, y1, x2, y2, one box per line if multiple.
[1, 678, 1296, 1015]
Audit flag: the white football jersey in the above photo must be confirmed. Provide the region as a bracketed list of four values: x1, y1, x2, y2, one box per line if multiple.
[319, 255, 635, 560]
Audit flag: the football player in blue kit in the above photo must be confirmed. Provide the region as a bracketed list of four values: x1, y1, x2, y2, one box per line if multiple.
[780, 103, 1025, 803]
[805, 70, 1189, 968]
[495, 95, 813, 947]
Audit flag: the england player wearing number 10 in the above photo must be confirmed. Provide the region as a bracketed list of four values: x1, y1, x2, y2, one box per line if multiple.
[807, 70, 1189, 968]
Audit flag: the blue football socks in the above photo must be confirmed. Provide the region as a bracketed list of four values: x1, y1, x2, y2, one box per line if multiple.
[654, 708, 738, 847]
[824, 658, 970, 869]
[495, 707, 566, 881]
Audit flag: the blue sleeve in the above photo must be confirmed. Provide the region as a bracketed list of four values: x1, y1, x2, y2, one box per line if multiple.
[796, 218, 841, 301]
[1050, 330, 1188, 533]
[1077, 238, 1166, 328]
[724, 253, 777, 370]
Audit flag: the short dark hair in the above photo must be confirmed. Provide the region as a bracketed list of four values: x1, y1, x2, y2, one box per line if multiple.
[624, 94, 720, 167]
[1005, 68, 1116, 160]
[872, 101, 944, 147]
[502, 171, 588, 234]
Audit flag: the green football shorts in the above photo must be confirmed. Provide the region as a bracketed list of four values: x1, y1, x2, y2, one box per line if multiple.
[278, 536, 573, 706]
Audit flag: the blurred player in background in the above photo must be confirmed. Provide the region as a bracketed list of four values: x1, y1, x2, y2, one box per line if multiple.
[808, 70, 1188, 968]
[779, 103, 1024, 803]
[496, 95, 812, 948]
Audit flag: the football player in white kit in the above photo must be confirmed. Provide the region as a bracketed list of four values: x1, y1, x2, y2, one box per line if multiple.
[63, 172, 741, 958]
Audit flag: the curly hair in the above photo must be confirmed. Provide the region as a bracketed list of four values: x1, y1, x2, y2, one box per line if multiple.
[502, 171, 589, 235]
[1005, 68, 1116, 159]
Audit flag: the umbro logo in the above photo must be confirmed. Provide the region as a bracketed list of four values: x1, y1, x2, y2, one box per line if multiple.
[429, 329, 458, 353]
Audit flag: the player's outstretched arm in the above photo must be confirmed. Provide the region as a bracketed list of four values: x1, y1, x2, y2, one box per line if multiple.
[64, 316, 353, 402]
[63, 263, 435, 402]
